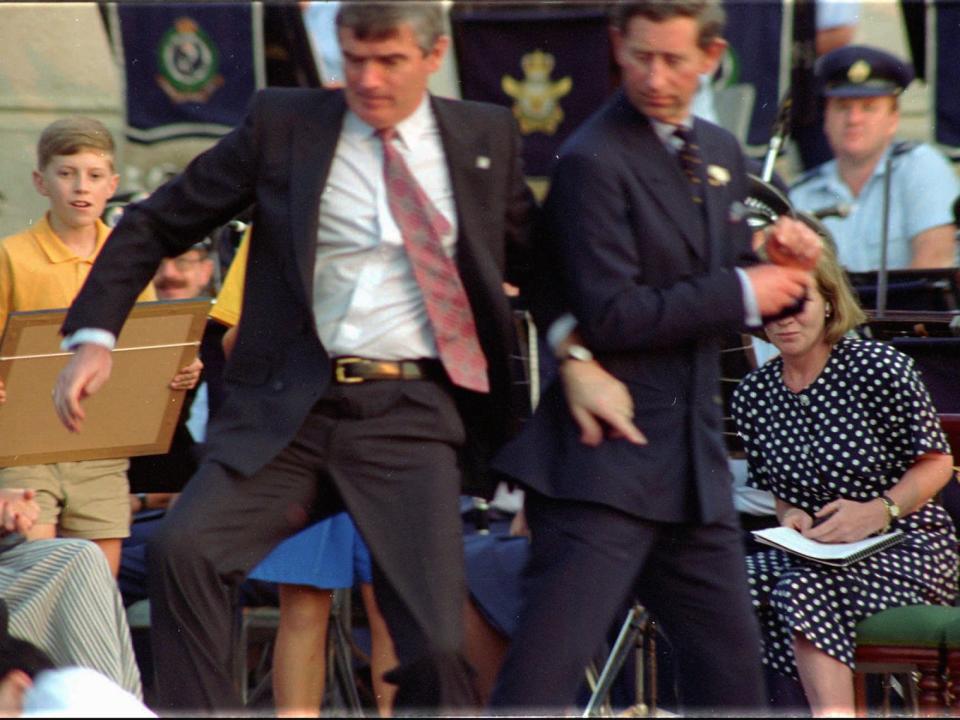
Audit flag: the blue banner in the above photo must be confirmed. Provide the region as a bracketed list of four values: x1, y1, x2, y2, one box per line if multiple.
[721, 0, 787, 149]
[451, 8, 614, 176]
[451, 3, 785, 171]
[935, 0, 960, 155]
[115, 3, 263, 144]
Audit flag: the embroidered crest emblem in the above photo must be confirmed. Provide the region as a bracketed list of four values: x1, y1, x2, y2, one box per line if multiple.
[847, 59, 871, 85]
[156, 17, 224, 103]
[501, 50, 572, 135]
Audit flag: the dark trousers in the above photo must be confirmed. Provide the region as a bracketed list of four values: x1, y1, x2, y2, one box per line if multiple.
[490, 492, 766, 714]
[146, 379, 478, 712]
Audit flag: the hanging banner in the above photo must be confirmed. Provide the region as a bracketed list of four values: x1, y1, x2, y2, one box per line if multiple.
[450, 7, 614, 177]
[450, 2, 787, 169]
[934, 0, 960, 157]
[113, 3, 264, 144]
[721, 0, 789, 151]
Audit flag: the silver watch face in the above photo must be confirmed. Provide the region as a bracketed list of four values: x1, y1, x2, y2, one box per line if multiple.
[567, 344, 594, 362]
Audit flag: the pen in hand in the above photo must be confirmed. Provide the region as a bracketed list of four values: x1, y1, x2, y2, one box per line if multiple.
[811, 511, 836, 529]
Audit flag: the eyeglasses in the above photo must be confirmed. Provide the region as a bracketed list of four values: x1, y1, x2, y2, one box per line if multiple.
[162, 255, 208, 272]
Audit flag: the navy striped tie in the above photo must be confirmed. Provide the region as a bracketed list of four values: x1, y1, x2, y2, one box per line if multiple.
[674, 125, 705, 206]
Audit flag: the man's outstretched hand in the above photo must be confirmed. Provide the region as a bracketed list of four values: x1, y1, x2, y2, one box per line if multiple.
[52, 343, 113, 433]
[560, 359, 647, 447]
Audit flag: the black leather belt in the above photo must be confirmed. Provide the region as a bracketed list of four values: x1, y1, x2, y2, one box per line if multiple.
[332, 357, 441, 384]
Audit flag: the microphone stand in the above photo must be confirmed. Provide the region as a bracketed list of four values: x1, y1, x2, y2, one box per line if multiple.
[876, 149, 895, 319]
[761, 93, 792, 183]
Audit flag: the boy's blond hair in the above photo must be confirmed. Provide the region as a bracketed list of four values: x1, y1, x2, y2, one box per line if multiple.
[37, 117, 115, 171]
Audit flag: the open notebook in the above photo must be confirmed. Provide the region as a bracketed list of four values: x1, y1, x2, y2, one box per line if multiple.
[751, 526, 905, 567]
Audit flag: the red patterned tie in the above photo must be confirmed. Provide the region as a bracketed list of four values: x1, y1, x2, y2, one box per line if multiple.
[377, 127, 489, 393]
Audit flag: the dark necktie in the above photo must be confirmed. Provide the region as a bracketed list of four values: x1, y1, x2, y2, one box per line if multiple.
[674, 125, 705, 206]
[377, 127, 489, 393]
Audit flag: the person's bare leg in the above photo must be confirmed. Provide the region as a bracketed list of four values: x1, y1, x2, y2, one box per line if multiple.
[794, 633, 855, 717]
[462, 597, 509, 706]
[360, 582, 398, 717]
[273, 584, 333, 717]
[90, 537, 122, 577]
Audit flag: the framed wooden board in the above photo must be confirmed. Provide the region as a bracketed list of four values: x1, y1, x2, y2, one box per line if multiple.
[0, 299, 210, 467]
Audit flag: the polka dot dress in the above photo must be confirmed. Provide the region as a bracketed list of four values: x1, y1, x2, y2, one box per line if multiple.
[732, 337, 958, 677]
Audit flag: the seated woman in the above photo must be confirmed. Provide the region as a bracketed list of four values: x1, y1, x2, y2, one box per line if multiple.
[732, 242, 958, 716]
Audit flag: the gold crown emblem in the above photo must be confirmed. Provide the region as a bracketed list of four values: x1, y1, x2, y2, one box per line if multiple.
[521, 50, 555, 80]
[502, 49, 571, 136]
[847, 59, 871, 84]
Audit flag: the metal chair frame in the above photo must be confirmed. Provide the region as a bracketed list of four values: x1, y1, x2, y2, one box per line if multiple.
[583, 603, 657, 717]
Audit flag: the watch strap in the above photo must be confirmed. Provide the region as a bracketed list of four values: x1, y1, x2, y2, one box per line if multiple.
[879, 495, 898, 532]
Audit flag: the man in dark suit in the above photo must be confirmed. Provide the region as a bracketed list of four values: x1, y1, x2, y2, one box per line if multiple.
[489, 0, 821, 713]
[51, 4, 536, 712]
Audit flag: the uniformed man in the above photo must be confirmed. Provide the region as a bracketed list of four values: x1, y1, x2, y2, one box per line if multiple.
[790, 45, 959, 272]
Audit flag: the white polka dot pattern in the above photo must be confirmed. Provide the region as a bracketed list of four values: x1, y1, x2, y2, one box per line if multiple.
[732, 337, 959, 676]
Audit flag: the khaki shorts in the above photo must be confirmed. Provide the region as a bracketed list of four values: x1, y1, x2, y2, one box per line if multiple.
[0, 458, 131, 539]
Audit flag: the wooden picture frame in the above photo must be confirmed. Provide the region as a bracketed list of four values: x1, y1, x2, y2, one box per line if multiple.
[0, 299, 210, 467]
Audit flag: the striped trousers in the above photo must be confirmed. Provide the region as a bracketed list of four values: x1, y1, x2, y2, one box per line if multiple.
[1, 537, 141, 698]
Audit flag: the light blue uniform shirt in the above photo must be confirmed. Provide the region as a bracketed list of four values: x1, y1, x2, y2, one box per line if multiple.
[788, 143, 960, 272]
[816, 0, 860, 30]
[303, 1, 343, 86]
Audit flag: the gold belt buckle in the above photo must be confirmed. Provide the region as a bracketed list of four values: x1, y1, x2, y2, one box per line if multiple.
[335, 357, 365, 384]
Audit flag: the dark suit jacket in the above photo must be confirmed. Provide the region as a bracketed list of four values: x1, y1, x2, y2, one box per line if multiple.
[63, 88, 535, 492]
[493, 91, 757, 524]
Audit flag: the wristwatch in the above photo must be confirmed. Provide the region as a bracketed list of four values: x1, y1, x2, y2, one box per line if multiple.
[561, 344, 594, 362]
[879, 494, 901, 532]
[135, 492, 149, 512]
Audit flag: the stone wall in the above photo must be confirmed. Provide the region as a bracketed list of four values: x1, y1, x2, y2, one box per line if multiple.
[0, 4, 122, 236]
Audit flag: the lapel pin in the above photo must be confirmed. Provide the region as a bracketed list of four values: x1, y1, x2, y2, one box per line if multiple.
[475, 156, 491, 170]
[707, 164, 730, 187]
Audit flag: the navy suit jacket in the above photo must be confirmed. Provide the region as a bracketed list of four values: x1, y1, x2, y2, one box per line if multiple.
[62, 88, 535, 493]
[494, 91, 757, 524]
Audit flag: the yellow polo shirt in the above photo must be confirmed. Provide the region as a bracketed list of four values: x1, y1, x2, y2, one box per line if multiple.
[0, 214, 156, 335]
[208, 229, 249, 328]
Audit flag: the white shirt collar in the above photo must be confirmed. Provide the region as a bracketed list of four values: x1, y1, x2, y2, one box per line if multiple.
[650, 116, 694, 150]
[344, 92, 433, 148]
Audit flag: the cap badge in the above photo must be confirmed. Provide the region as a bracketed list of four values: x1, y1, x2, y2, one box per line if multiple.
[848, 59, 871, 84]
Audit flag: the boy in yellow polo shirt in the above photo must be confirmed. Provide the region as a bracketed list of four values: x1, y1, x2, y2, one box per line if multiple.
[0, 117, 200, 576]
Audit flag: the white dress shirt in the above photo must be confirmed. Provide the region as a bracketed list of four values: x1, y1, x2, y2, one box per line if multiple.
[64, 94, 458, 359]
[314, 97, 457, 359]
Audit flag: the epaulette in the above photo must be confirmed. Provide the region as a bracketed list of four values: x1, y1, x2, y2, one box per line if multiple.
[891, 140, 918, 158]
[789, 165, 826, 192]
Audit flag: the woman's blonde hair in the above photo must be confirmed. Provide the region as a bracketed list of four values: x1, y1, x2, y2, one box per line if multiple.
[813, 240, 867, 344]
[757, 239, 866, 345]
